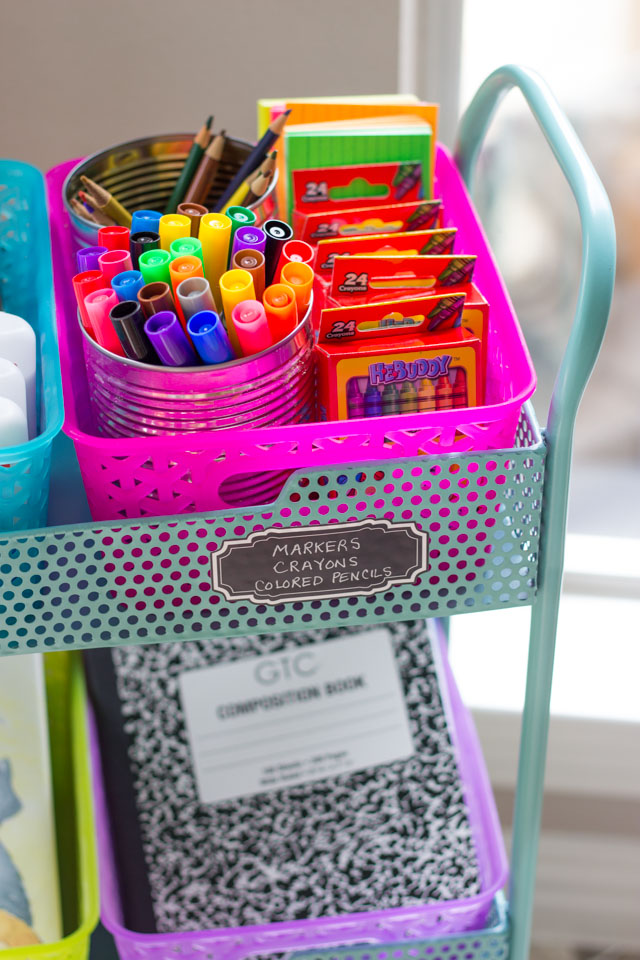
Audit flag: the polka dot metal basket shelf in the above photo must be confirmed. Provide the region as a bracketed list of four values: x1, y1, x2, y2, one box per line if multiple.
[0, 405, 543, 655]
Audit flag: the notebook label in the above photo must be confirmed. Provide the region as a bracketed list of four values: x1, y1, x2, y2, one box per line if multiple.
[211, 518, 428, 604]
[179, 628, 414, 804]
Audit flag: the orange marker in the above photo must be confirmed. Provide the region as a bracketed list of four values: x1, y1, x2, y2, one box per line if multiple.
[263, 283, 298, 344]
[280, 261, 313, 315]
[169, 255, 203, 330]
[219, 269, 255, 355]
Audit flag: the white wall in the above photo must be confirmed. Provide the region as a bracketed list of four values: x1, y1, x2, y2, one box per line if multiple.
[0, 0, 400, 172]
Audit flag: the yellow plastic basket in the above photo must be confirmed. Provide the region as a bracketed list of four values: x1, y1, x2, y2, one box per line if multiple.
[2, 653, 99, 960]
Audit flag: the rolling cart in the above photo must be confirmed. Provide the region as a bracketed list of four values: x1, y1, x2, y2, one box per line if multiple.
[0, 66, 616, 960]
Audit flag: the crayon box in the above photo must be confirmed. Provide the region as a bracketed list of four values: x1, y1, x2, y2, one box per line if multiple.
[315, 294, 482, 421]
[294, 199, 442, 246]
[327, 254, 490, 377]
[291, 160, 424, 215]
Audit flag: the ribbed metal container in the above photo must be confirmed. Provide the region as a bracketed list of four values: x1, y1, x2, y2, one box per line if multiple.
[63, 134, 278, 249]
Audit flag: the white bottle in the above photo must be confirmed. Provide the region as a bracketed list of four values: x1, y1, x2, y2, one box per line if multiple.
[0, 312, 36, 438]
[0, 357, 27, 422]
[0, 396, 28, 447]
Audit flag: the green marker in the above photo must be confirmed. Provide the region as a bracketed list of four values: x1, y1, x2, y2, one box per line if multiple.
[169, 236, 204, 268]
[164, 116, 213, 214]
[138, 248, 172, 286]
[226, 206, 257, 266]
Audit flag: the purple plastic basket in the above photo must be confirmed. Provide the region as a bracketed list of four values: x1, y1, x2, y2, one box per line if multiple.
[88, 623, 508, 959]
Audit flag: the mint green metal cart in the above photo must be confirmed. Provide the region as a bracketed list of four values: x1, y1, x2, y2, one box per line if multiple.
[0, 66, 616, 960]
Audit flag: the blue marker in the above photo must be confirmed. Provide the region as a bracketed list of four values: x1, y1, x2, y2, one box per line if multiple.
[363, 382, 382, 417]
[187, 310, 235, 364]
[111, 270, 145, 303]
[130, 209, 163, 236]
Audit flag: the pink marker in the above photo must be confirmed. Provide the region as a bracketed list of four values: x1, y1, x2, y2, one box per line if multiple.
[84, 288, 124, 355]
[98, 248, 133, 285]
[232, 299, 273, 356]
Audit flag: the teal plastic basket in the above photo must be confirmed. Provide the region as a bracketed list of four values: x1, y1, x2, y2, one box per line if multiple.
[0, 159, 64, 530]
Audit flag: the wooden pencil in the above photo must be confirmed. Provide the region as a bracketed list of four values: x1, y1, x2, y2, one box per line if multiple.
[214, 110, 289, 211]
[182, 129, 226, 205]
[77, 190, 115, 226]
[80, 174, 133, 227]
[164, 116, 213, 214]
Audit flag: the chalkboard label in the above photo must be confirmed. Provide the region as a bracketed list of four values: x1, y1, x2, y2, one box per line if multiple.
[211, 519, 428, 604]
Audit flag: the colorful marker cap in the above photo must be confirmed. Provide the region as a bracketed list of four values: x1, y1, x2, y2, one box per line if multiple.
[169, 255, 204, 297]
[130, 231, 160, 270]
[187, 310, 235, 364]
[226, 206, 257, 266]
[175, 276, 217, 320]
[280, 239, 314, 265]
[262, 283, 298, 344]
[72, 269, 105, 332]
[231, 225, 266, 263]
[84, 288, 123, 355]
[219, 268, 256, 355]
[137, 281, 175, 319]
[77, 245, 108, 273]
[177, 201, 208, 238]
[263, 219, 294, 286]
[280, 260, 313, 313]
[130, 209, 163, 236]
[231, 299, 272, 357]
[144, 310, 197, 367]
[198, 212, 232, 311]
[98, 248, 133, 285]
[138, 248, 172, 286]
[109, 300, 158, 364]
[111, 269, 145, 304]
[158, 213, 192, 252]
[231, 248, 266, 301]
[169, 236, 204, 266]
[98, 225, 130, 252]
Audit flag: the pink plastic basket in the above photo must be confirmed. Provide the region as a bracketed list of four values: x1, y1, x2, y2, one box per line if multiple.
[46, 147, 536, 522]
[88, 623, 508, 959]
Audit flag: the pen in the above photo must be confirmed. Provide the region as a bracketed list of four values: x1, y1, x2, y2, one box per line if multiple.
[231, 225, 266, 263]
[129, 209, 163, 236]
[76, 245, 108, 273]
[263, 219, 293, 286]
[109, 300, 159, 364]
[130, 231, 160, 271]
[98, 224, 130, 252]
[111, 270, 145, 303]
[231, 249, 265, 301]
[231, 300, 272, 357]
[84, 288, 124, 355]
[280, 260, 313, 314]
[262, 283, 298, 343]
[138, 248, 172, 286]
[72, 269, 104, 333]
[144, 310, 198, 366]
[137, 281, 176, 318]
[177, 201, 209, 238]
[98, 248, 133, 284]
[175, 276, 217, 321]
[187, 310, 235, 364]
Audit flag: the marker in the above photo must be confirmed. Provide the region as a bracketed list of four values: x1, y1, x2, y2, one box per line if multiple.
[176, 276, 217, 321]
[72, 269, 105, 333]
[111, 269, 145, 304]
[144, 311, 198, 366]
[231, 225, 266, 263]
[129, 209, 163, 237]
[219, 269, 255, 354]
[177, 201, 209, 238]
[130, 231, 160, 270]
[168, 255, 204, 314]
[263, 219, 294, 286]
[0, 397, 28, 447]
[109, 300, 158, 364]
[399, 381, 418, 413]
[169, 236, 204, 268]
[0, 358, 27, 423]
[158, 213, 191, 252]
[187, 310, 235, 364]
[76, 245, 107, 273]
[198, 213, 232, 311]
[231, 249, 265, 301]
[363, 383, 382, 417]
[346, 378, 364, 419]
[138, 248, 172, 286]
[262, 283, 298, 344]
[231, 300, 272, 357]
[84, 289, 124, 355]
[280, 260, 313, 314]
[98, 248, 133, 284]
[381, 383, 399, 415]
[278, 239, 314, 272]
[98, 224, 130, 252]
[226, 206, 257, 265]
[137, 281, 175, 319]
[417, 377, 436, 412]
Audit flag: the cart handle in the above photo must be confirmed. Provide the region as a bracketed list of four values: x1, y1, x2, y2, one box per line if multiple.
[456, 65, 616, 960]
[455, 63, 616, 437]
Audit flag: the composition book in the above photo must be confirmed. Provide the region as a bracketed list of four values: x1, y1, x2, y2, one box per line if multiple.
[85, 620, 480, 935]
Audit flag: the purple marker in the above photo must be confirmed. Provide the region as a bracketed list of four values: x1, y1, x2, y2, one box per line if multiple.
[363, 382, 382, 417]
[144, 310, 198, 366]
[76, 245, 108, 273]
[231, 225, 267, 263]
[347, 378, 365, 419]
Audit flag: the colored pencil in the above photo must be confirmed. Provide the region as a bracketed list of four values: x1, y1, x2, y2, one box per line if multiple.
[213, 111, 289, 211]
[80, 175, 133, 227]
[164, 116, 213, 214]
[182, 130, 226, 206]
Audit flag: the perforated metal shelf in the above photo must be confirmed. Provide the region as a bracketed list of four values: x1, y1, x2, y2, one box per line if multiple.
[0, 407, 544, 656]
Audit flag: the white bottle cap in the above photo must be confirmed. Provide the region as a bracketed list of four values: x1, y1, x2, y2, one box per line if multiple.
[0, 396, 28, 448]
[0, 312, 37, 438]
[0, 357, 27, 421]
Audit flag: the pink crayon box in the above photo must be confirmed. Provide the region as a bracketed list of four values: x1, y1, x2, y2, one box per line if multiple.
[315, 292, 482, 422]
[293, 198, 442, 246]
[327, 254, 490, 378]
